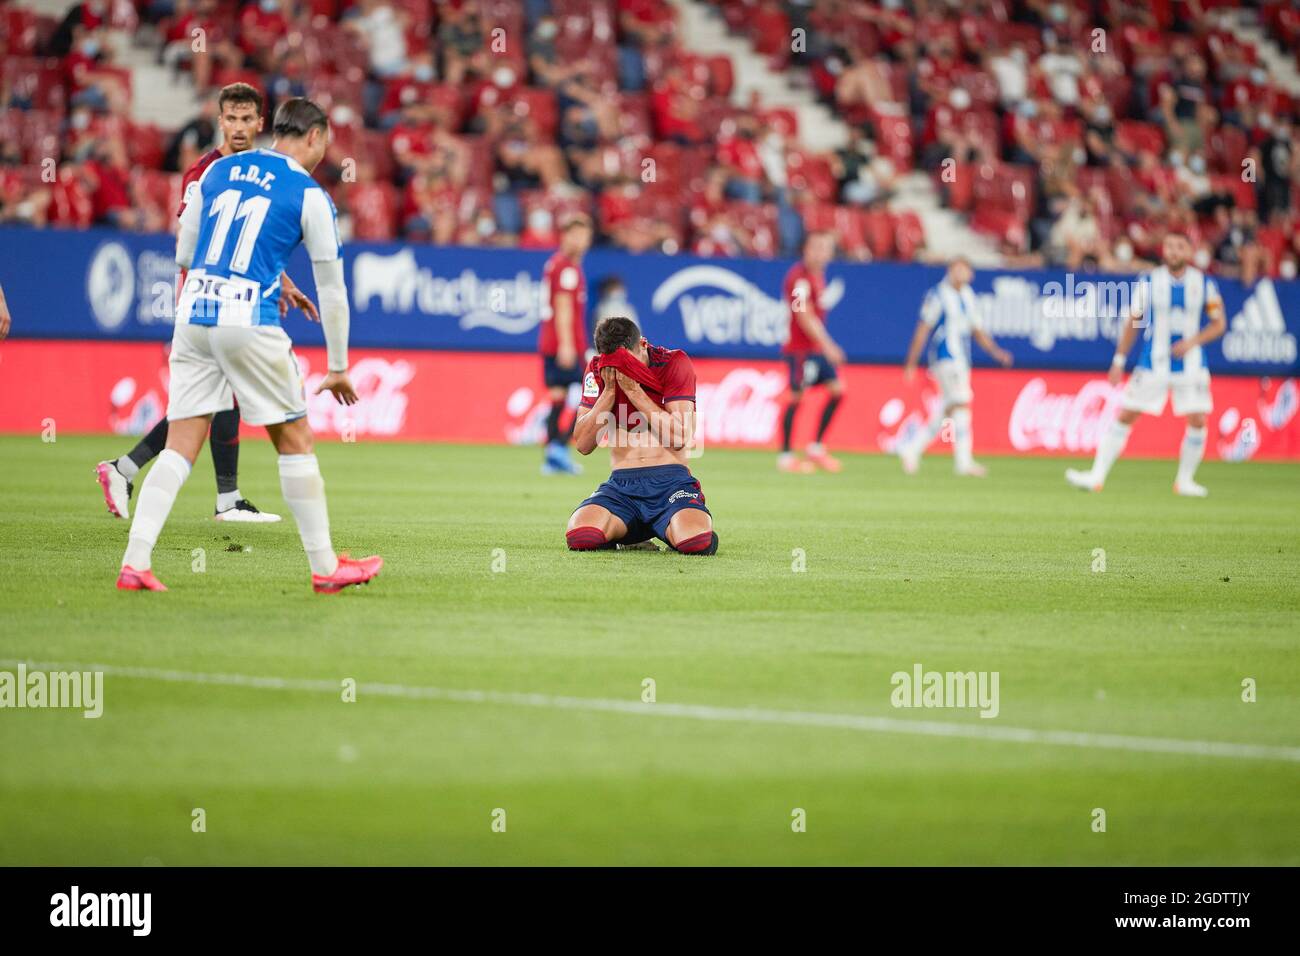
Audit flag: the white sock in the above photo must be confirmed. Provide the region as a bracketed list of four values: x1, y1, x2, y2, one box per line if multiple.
[952, 407, 973, 471]
[278, 454, 338, 576]
[911, 405, 946, 455]
[1177, 425, 1206, 485]
[216, 490, 241, 512]
[115, 456, 139, 480]
[1093, 420, 1132, 481]
[121, 449, 191, 570]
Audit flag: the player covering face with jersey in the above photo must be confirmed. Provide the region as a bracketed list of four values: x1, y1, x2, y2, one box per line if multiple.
[565, 317, 717, 555]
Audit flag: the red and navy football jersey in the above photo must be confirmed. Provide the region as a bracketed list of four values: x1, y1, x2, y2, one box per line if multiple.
[538, 251, 588, 355]
[783, 261, 828, 355]
[178, 147, 224, 218]
[579, 345, 696, 413]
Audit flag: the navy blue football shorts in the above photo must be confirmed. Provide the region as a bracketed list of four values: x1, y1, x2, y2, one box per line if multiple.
[543, 354, 584, 389]
[575, 464, 711, 543]
[786, 353, 838, 391]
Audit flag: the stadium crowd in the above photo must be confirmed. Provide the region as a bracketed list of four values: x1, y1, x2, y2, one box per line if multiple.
[1, 0, 1298, 279]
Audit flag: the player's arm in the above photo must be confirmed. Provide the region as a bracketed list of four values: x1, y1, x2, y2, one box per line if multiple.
[302, 188, 356, 405]
[573, 367, 616, 455]
[617, 372, 695, 450]
[553, 290, 577, 368]
[175, 185, 202, 269]
[1172, 286, 1227, 358]
[279, 271, 320, 322]
[973, 327, 1013, 367]
[902, 319, 930, 383]
[0, 281, 10, 340]
[904, 289, 942, 382]
[1110, 291, 1147, 385]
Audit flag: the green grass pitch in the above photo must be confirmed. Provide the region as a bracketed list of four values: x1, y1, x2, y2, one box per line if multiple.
[0, 433, 1297, 865]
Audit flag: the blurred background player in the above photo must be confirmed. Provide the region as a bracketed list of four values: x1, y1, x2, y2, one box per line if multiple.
[566, 316, 716, 555]
[537, 214, 593, 476]
[779, 230, 846, 474]
[116, 97, 381, 593]
[899, 258, 1013, 477]
[1067, 233, 1226, 497]
[94, 83, 317, 523]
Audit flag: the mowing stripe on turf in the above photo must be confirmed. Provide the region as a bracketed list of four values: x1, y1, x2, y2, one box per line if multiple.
[5, 658, 1299, 763]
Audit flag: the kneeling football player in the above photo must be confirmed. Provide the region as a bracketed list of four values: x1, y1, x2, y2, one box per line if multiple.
[566, 316, 717, 555]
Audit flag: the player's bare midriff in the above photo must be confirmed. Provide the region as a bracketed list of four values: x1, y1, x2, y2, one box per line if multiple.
[607, 419, 693, 470]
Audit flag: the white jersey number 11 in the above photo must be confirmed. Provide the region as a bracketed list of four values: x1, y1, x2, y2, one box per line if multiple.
[203, 188, 271, 274]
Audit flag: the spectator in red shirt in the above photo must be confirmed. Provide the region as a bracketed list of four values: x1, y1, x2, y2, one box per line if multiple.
[238, 0, 289, 70]
[65, 29, 129, 114]
[716, 117, 767, 203]
[48, 163, 95, 228]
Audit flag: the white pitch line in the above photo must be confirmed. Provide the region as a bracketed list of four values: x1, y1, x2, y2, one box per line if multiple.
[5, 658, 1300, 764]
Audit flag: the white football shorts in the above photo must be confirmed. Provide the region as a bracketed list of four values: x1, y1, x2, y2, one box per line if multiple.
[1121, 366, 1213, 417]
[929, 358, 973, 406]
[167, 324, 308, 426]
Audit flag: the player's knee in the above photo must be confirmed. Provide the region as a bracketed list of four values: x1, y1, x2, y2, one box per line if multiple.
[566, 526, 608, 551]
[675, 531, 719, 555]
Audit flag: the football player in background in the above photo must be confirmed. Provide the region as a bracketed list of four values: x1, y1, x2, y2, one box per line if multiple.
[899, 257, 1013, 476]
[1066, 232, 1226, 496]
[116, 97, 382, 593]
[537, 214, 594, 475]
[565, 315, 717, 555]
[779, 231, 847, 473]
[95, 82, 317, 523]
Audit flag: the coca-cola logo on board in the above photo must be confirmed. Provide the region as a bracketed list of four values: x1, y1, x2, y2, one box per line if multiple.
[302, 355, 415, 436]
[695, 368, 786, 445]
[1008, 377, 1122, 452]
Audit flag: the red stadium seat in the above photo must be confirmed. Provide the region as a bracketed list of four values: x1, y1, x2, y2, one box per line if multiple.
[785, 150, 836, 203]
[1116, 120, 1166, 157]
[893, 211, 925, 262]
[1, 7, 39, 56]
[3, 57, 66, 114]
[127, 123, 167, 171]
[861, 207, 895, 260]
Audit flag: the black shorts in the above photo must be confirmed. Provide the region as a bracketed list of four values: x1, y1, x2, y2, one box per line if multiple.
[786, 353, 838, 391]
[542, 355, 584, 389]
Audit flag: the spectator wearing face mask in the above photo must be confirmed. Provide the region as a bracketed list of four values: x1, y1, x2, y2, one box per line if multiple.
[65, 28, 130, 114]
[1257, 116, 1297, 225]
[593, 276, 638, 326]
[238, 0, 289, 71]
[49, 0, 111, 58]
[345, 0, 411, 79]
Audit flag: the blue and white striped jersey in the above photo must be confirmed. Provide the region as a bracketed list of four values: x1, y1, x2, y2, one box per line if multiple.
[1130, 266, 1223, 377]
[920, 280, 983, 368]
[175, 148, 340, 328]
